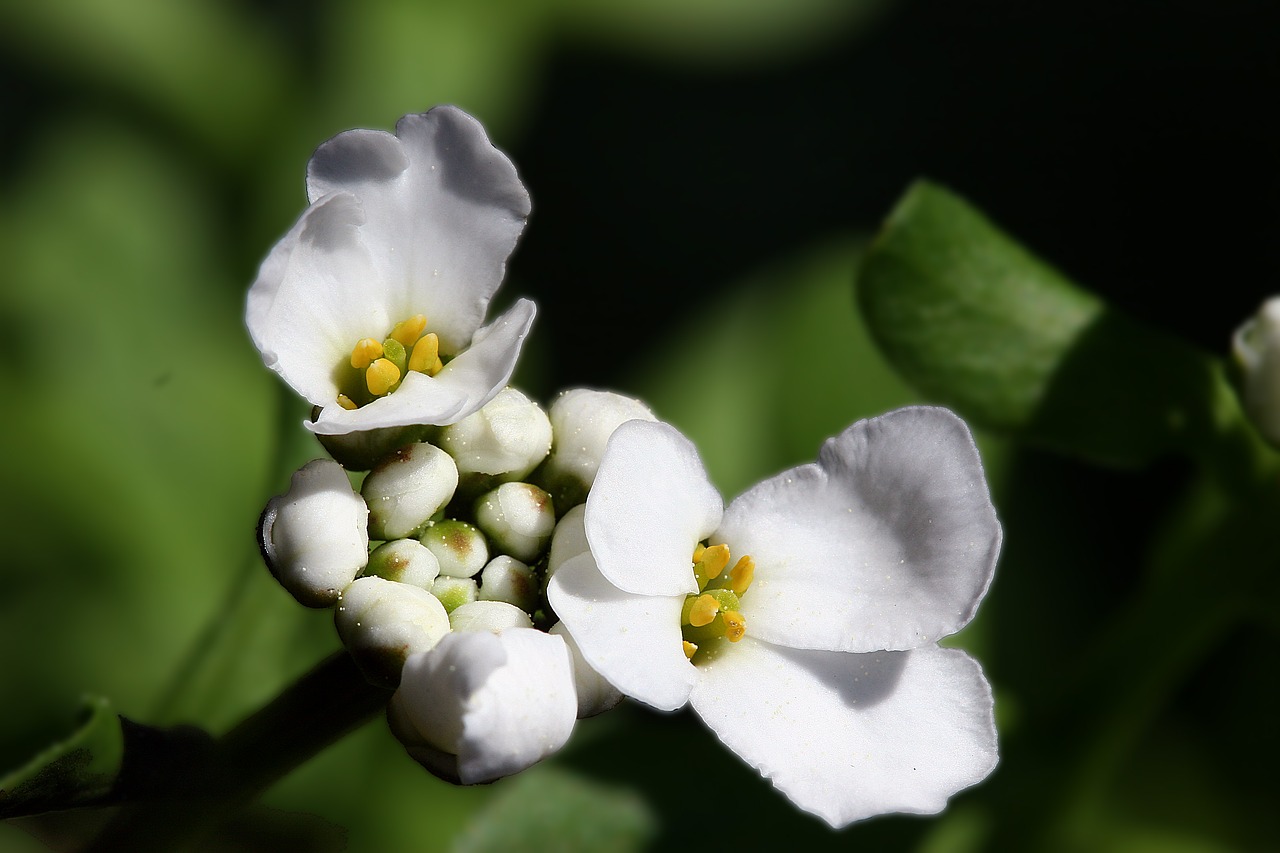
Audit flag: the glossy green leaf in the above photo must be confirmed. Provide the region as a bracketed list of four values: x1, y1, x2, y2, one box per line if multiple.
[856, 181, 1244, 467]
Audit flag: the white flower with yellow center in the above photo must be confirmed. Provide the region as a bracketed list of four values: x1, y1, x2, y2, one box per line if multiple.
[548, 407, 1002, 827]
[247, 106, 534, 435]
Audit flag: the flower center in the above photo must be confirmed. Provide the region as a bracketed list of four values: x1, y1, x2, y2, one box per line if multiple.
[681, 543, 754, 661]
[336, 314, 446, 410]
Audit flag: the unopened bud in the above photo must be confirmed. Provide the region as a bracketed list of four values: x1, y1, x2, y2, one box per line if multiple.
[545, 504, 589, 581]
[362, 442, 459, 540]
[366, 539, 441, 590]
[431, 575, 479, 612]
[311, 416, 431, 471]
[1233, 296, 1280, 446]
[437, 387, 553, 484]
[420, 520, 489, 577]
[478, 555, 538, 613]
[259, 459, 368, 608]
[334, 576, 450, 686]
[474, 483, 555, 563]
[448, 600, 535, 633]
[534, 388, 657, 509]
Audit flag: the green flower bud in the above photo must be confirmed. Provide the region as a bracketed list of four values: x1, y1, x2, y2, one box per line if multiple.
[362, 442, 459, 540]
[334, 576, 450, 687]
[310, 416, 431, 471]
[473, 483, 556, 563]
[366, 539, 441, 590]
[420, 519, 489, 577]
[431, 575, 478, 612]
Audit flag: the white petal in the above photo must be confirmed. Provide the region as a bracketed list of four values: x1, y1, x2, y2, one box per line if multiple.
[585, 420, 722, 596]
[305, 106, 530, 351]
[550, 622, 623, 718]
[246, 193, 391, 407]
[719, 407, 1000, 652]
[547, 552, 696, 712]
[395, 628, 577, 785]
[689, 640, 998, 828]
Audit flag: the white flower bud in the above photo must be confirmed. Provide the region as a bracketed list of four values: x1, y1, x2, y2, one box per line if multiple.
[420, 520, 489, 577]
[535, 388, 657, 509]
[389, 628, 578, 784]
[1233, 297, 1280, 446]
[366, 539, 441, 590]
[259, 459, 368, 608]
[478, 555, 538, 612]
[474, 483, 555, 563]
[361, 443, 459, 540]
[431, 575, 479, 612]
[437, 387, 553, 481]
[449, 600, 535, 633]
[334, 576, 451, 686]
[550, 621, 623, 718]
[545, 504, 589, 582]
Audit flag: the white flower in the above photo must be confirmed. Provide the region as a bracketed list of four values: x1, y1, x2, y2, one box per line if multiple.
[1233, 296, 1280, 446]
[548, 407, 1002, 827]
[246, 106, 535, 436]
[388, 628, 577, 784]
[259, 459, 369, 608]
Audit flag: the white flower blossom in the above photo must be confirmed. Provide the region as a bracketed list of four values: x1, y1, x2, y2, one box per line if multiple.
[246, 106, 534, 435]
[548, 407, 1002, 827]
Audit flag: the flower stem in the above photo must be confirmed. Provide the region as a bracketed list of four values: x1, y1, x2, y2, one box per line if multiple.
[86, 650, 390, 853]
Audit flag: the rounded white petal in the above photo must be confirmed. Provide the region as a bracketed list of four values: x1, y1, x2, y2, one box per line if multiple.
[586, 420, 722, 596]
[394, 628, 577, 784]
[537, 388, 658, 510]
[547, 552, 696, 712]
[448, 599, 534, 633]
[549, 622, 623, 718]
[260, 459, 369, 607]
[718, 407, 1000, 652]
[334, 576, 451, 685]
[305, 106, 531, 352]
[688, 640, 998, 828]
[438, 386, 552, 479]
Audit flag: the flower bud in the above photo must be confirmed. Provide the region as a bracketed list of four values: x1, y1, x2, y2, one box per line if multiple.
[312, 419, 432, 471]
[478, 555, 538, 613]
[259, 459, 368, 608]
[361, 443, 459, 540]
[366, 539, 441, 590]
[431, 575, 479, 612]
[335, 576, 451, 687]
[550, 621, 623, 718]
[545, 504, 589, 581]
[420, 520, 489, 577]
[437, 387, 553, 486]
[534, 388, 657, 509]
[1233, 296, 1280, 446]
[389, 628, 577, 784]
[474, 483, 555, 563]
[449, 600, 535, 633]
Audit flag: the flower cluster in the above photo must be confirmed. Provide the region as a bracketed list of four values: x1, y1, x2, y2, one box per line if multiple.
[249, 107, 1002, 825]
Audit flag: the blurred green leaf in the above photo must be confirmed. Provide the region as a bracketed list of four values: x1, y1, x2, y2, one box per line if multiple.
[451, 766, 656, 853]
[856, 181, 1245, 468]
[0, 697, 122, 819]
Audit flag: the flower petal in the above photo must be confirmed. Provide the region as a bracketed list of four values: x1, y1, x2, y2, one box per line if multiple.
[547, 551, 696, 712]
[585, 420, 722, 596]
[395, 628, 577, 785]
[306, 106, 531, 351]
[718, 407, 1000, 652]
[689, 640, 998, 827]
[246, 192, 391, 407]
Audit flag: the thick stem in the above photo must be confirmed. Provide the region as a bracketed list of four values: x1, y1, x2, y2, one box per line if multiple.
[86, 651, 389, 853]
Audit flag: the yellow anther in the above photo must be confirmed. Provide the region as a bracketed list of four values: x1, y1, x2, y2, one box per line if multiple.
[408, 332, 443, 375]
[350, 338, 384, 369]
[692, 543, 706, 563]
[336, 394, 358, 411]
[366, 358, 401, 396]
[683, 641, 698, 659]
[700, 544, 730, 579]
[687, 594, 719, 628]
[390, 314, 428, 346]
[727, 555, 755, 595]
[722, 610, 746, 642]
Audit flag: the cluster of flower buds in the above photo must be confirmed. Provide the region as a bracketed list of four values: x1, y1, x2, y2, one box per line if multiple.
[259, 387, 651, 783]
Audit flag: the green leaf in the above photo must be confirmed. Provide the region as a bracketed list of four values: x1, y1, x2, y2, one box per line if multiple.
[856, 181, 1246, 468]
[0, 697, 122, 818]
[451, 766, 656, 853]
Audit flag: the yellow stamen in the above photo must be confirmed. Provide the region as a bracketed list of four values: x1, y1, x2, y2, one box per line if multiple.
[336, 394, 358, 411]
[390, 314, 428, 347]
[350, 338, 384, 369]
[727, 556, 755, 595]
[408, 332, 443, 375]
[722, 610, 746, 642]
[687, 594, 719, 628]
[683, 641, 698, 659]
[366, 358, 401, 396]
[700, 544, 730, 579]
[692, 543, 706, 563]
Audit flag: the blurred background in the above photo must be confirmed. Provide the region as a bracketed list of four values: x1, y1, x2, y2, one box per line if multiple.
[2, 0, 1278, 850]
